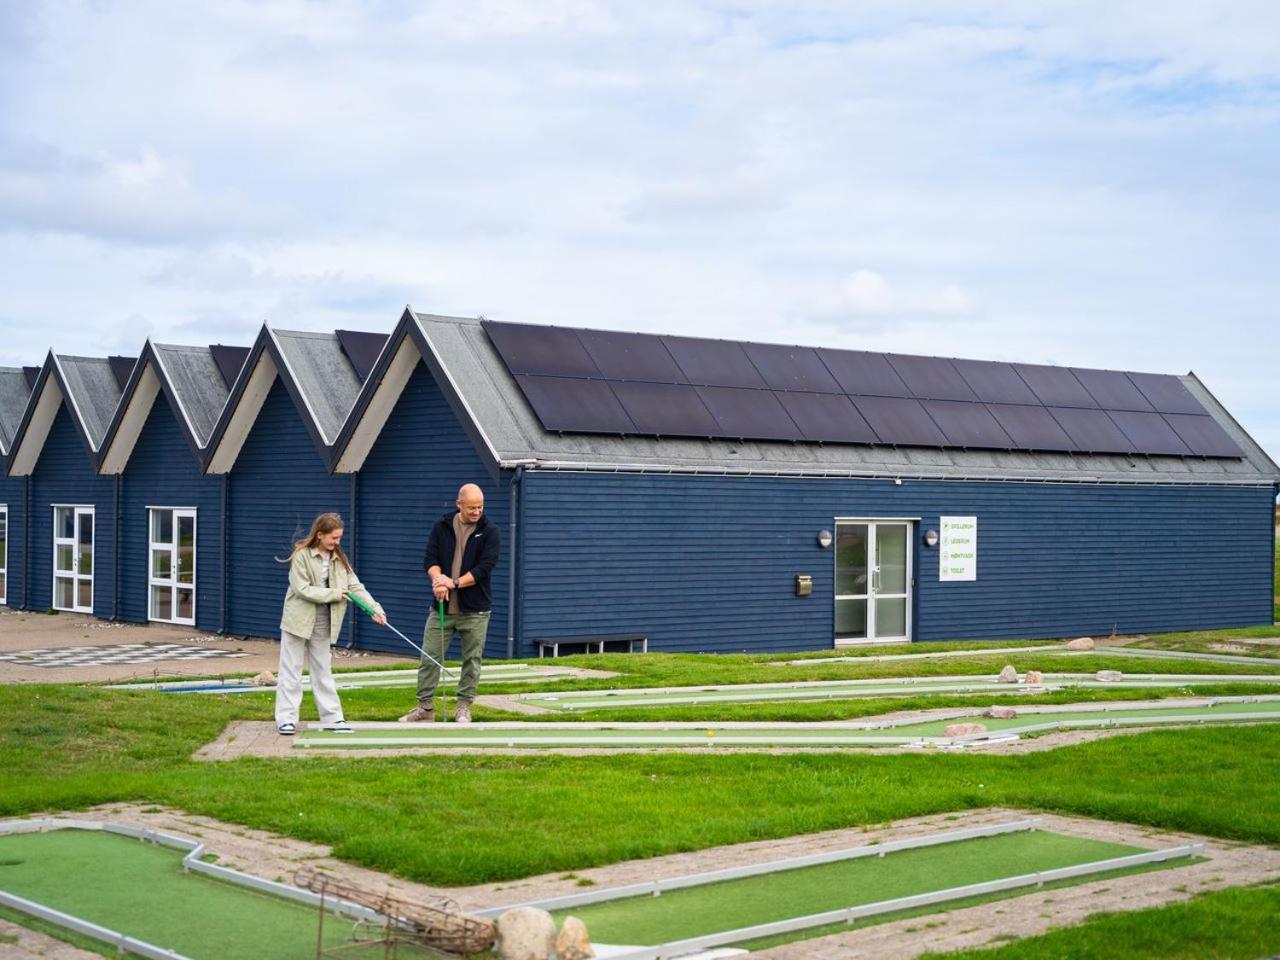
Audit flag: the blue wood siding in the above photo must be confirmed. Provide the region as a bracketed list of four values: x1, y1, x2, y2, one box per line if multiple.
[28, 405, 116, 617]
[117, 397, 223, 632]
[518, 471, 1275, 654]
[225, 379, 351, 639]
[0, 468, 24, 608]
[354, 360, 509, 657]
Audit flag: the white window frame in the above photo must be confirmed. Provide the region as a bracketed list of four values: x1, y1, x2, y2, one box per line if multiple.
[833, 517, 915, 646]
[52, 504, 94, 614]
[148, 507, 197, 626]
[0, 504, 8, 605]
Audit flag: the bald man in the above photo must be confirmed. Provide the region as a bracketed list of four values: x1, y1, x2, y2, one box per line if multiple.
[399, 483, 501, 723]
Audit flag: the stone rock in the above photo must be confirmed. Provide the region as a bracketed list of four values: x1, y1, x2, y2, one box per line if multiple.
[1024, 670, 1044, 685]
[996, 665, 1019, 683]
[944, 722, 988, 737]
[252, 670, 276, 686]
[1065, 637, 1095, 651]
[984, 706, 1017, 720]
[556, 916, 595, 960]
[1096, 670, 1123, 682]
[495, 907, 557, 960]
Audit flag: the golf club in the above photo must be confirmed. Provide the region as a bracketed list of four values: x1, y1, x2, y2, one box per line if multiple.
[346, 592, 456, 679]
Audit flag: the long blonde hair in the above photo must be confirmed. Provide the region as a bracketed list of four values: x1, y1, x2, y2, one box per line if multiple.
[291, 512, 352, 572]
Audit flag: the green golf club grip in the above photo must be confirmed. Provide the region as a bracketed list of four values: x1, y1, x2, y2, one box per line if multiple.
[347, 592, 378, 617]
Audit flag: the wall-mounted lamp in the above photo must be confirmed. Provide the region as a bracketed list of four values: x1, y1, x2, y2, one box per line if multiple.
[817, 529, 833, 549]
[923, 528, 940, 548]
[893, 478, 903, 486]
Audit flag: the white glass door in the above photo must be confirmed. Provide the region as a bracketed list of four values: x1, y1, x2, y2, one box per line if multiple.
[0, 505, 8, 604]
[834, 520, 912, 644]
[53, 506, 94, 613]
[149, 508, 196, 625]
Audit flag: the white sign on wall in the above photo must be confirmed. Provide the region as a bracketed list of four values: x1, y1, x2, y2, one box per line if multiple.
[939, 516, 978, 581]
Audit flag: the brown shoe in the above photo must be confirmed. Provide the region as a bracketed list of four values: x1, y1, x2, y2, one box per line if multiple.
[455, 701, 472, 724]
[398, 704, 434, 723]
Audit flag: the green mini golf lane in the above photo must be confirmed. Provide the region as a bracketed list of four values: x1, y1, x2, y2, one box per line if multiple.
[296, 698, 1280, 749]
[514, 672, 1280, 711]
[0, 830, 436, 960]
[551, 830, 1146, 947]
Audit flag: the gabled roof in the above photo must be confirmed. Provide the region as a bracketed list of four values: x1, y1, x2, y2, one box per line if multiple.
[204, 325, 372, 474]
[98, 340, 248, 473]
[0, 367, 34, 458]
[336, 310, 1280, 486]
[6, 352, 131, 475]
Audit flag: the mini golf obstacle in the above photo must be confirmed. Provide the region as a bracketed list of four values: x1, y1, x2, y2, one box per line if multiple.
[508, 671, 1280, 712]
[0, 818, 493, 960]
[476, 818, 1201, 959]
[106, 662, 583, 694]
[291, 695, 1280, 751]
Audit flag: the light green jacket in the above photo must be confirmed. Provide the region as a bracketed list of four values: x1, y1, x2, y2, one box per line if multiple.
[279, 547, 384, 644]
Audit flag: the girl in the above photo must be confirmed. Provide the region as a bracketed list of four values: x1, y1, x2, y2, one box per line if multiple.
[275, 513, 386, 735]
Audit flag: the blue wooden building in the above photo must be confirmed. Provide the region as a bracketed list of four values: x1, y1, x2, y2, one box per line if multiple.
[0, 367, 34, 608]
[336, 311, 1280, 656]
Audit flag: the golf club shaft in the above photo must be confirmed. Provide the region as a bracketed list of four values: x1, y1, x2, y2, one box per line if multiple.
[345, 591, 456, 678]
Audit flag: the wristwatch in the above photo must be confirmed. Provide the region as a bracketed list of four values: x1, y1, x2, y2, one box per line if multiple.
[451, 578, 460, 590]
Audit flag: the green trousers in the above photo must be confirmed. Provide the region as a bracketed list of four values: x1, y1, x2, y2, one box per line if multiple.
[416, 611, 490, 704]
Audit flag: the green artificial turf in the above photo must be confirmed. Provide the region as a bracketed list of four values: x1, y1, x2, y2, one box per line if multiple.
[0, 829, 349, 960]
[921, 882, 1280, 959]
[552, 830, 1145, 946]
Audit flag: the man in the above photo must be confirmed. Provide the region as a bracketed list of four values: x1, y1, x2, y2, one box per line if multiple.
[399, 483, 500, 724]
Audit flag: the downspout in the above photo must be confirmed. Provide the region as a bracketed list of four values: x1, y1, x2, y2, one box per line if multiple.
[348, 471, 358, 649]
[506, 465, 523, 659]
[23, 476, 30, 610]
[219, 474, 228, 635]
[112, 474, 120, 621]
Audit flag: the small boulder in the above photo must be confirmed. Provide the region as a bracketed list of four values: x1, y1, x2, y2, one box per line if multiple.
[1066, 637, 1095, 651]
[984, 706, 1017, 720]
[1096, 670, 1123, 682]
[944, 722, 988, 737]
[996, 665, 1019, 683]
[1024, 670, 1044, 685]
[556, 916, 595, 960]
[252, 670, 276, 686]
[495, 907, 557, 960]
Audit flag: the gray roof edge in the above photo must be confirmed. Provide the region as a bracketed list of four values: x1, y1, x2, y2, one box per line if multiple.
[412, 313, 1280, 488]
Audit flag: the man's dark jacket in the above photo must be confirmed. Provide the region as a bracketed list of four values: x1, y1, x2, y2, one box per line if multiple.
[422, 511, 501, 613]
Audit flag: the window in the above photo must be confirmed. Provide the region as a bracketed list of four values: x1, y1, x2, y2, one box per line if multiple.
[149, 508, 196, 625]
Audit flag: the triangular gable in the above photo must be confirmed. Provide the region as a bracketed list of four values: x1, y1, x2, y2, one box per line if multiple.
[98, 340, 245, 474]
[333, 307, 501, 476]
[0, 367, 34, 457]
[6, 353, 125, 475]
[204, 324, 372, 475]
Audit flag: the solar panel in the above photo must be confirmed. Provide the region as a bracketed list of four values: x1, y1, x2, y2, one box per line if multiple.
[482, 320, 600, 378]
[885, 355, 976, 402]
[694, 387, 804, 440]
[1072, 368, 1154, 412]
[1106, 410, 1191, 456]
[577, 329, 685, 382]
[776, 392, 880, 444]
[23, 366, 40, 389]
[986, 404, 1074, 451]
[741, 343, 842, 393]
[952, 359, 1039, 405]
[1127, 372, 1205, 415]
[1047, 407, 1133, 453]
[108, 356, 137, 392]
[850, 396, 947, 447]
[1162, 414, 1243, 458]
[209, 345, 251, 391]
[662, 336, 767, 389]
[1014, 364, 1097, 407]
[335, 330, 390, 381]
[610, 381, 719, 437]
[816, 349, 912, 398]
[514, 376, 636, 434]
[922, 400, 1014, 449]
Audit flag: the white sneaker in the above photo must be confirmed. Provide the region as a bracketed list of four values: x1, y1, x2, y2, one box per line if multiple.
[323, 720, 353, 734]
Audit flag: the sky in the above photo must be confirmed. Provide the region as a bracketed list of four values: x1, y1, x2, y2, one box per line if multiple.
[1, 1, 1277, 462]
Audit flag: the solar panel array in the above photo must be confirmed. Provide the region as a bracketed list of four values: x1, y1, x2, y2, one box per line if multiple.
[209, 344, 251, 391]
[336, 330, 390, 382]
[480, 321, 1243, 458]
[107, 356, 138, 392]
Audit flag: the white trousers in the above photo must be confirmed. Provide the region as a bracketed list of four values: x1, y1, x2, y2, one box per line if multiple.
[275, 629, 344, 726]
